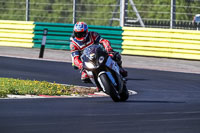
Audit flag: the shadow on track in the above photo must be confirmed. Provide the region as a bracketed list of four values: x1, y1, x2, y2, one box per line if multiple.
[126, 100, 185, 103]
[126, 78, 149, 81]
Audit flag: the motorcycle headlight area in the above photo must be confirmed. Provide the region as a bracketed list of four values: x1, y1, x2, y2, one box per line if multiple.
[85, 62, 96, 69]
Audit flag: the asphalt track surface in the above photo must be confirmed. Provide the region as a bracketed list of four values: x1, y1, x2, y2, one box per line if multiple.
[0, 56, 200, 133]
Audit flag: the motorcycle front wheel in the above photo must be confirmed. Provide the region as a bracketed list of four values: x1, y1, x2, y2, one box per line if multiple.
[99, 73, 120, 102]
[119, 85, 129, 101]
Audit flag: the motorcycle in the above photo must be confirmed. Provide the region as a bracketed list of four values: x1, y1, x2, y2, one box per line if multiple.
[81, 44, 129, 102]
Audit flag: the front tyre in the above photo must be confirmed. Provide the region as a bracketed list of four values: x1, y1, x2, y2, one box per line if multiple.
[99, 73, 120, 102]
[120, 85, 129, 101]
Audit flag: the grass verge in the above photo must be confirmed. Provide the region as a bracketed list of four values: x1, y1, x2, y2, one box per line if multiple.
[0, 78, 96, 98]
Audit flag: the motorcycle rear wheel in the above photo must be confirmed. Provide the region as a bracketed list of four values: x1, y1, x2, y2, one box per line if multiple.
[99, 73, 120, 102]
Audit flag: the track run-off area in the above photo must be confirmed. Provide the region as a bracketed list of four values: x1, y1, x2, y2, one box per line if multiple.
[0, 46, 200, 133]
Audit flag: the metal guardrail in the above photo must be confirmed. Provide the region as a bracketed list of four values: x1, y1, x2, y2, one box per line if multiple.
[0, 20, 34, 48]
[33, 22, 123, 53]
[1, 20, 200, 60]
[122, 27, 200, 60]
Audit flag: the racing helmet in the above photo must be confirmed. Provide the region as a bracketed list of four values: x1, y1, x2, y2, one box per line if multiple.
[73, 22, 88, 41]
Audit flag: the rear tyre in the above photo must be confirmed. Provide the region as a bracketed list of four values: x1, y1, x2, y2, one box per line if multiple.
[99, 73, 120, 102]
[119, 85, 129, 101]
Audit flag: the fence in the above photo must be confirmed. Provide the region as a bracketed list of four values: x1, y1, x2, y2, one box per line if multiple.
[33, 22, 123, 53]
[0, 0, 200, 29]
[1, 20, 200, 60]
[0, 20, 34, 48]
[0, 1, 200, 60]
[122, 27, 200, 60]
[0, 20, 123, 53]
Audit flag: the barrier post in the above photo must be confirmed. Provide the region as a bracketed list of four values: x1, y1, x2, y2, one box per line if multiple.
[73, 0, 76, 24]
[39, 28, 48, 58]
[26, 0, 30, 21]
[170, 0, 176, 29]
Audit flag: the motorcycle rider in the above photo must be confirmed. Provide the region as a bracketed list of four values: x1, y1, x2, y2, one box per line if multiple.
[70, 22, 127, 83]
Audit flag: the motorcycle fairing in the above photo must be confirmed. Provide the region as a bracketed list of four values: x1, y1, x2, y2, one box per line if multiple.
[105, 56, 120, 75]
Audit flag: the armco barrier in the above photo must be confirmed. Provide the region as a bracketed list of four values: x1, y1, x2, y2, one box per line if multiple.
[1, 20, 200, 60]
[0, 20, 34, 48]
[33, 22, 73, 50]
[122, 27, 200, 60]
[33, 22, 123, 53]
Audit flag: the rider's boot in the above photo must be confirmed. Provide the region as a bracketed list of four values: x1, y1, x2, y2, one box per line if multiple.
[120, 67, 128, 77]
[111, 51, 128, 77]
[117, 60, 128, 77]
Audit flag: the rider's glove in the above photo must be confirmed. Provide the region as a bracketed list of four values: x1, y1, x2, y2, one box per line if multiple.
[109, 51, 121, 62]
[114, 52, 121, 62]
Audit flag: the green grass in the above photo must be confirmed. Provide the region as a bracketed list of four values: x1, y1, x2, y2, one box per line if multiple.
[0, 78, 96, 98]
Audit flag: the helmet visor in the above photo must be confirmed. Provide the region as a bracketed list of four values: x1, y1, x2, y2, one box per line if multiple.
[74, 31, 87, 38]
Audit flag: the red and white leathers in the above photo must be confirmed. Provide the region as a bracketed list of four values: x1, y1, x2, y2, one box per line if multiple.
[70, 31, 114, 81]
